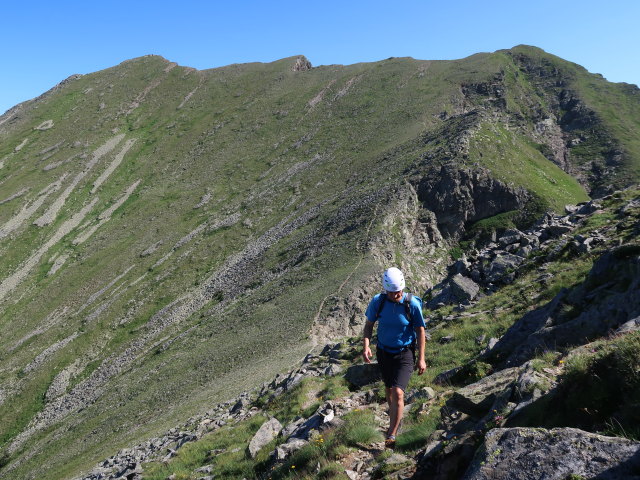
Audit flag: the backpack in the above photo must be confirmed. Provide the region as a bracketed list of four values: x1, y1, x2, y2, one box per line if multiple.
[375, 292, 414, 325]
[375, 292, 419, 353]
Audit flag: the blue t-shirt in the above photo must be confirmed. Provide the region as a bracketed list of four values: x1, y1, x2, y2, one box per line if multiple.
[365, 293, 426, 352]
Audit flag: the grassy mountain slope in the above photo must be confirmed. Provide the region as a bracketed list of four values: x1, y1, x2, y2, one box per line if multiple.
[0, 46, 637, 479]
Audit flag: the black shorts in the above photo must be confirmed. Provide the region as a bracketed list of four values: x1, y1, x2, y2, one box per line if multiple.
[376, 346, 415, 391]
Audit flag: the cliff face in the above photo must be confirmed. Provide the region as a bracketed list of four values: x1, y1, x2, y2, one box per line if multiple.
[0, 47, 637, 479]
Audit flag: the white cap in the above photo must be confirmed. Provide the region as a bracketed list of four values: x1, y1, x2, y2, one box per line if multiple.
[382, 267, 405, 291]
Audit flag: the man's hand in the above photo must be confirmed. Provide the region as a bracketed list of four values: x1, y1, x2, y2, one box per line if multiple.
[415, 358, 426, 375]
[362, 320, 375, 364]
[363, 346, 373, 364]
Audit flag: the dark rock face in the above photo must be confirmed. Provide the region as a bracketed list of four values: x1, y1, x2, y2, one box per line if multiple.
[416, 164, 529, 238]
[484, 245, 640, 367]
[463, 427, 640, 480]
[415, 431, 483, 480]
[506, 50, 633, 195]
[344, 363, 381, 388]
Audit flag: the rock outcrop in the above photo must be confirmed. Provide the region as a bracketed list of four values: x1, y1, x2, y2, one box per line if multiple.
[464, 427, 640, 480]
[485, 244, 640, 367]
[416, 164, 530, 239]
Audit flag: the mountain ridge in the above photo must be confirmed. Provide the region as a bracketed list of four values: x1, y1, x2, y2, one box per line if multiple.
[0, 45, 638, 479]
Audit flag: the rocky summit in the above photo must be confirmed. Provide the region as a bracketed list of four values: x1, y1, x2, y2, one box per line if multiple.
[0, 46, 638, 479]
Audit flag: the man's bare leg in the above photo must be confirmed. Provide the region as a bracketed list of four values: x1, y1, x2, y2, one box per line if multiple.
[386, 386, 404, 438]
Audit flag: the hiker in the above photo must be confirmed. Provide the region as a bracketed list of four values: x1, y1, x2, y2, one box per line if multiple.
[362, 267, 427, 447]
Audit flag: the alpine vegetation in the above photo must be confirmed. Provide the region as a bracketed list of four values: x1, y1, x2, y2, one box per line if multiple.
[0, 45, 638, 479]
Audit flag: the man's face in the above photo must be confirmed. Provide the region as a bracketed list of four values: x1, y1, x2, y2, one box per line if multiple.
[386, 290, 403, 303]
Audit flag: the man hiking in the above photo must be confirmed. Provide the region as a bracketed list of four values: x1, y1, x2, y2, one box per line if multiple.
[362, 267, 427, 447]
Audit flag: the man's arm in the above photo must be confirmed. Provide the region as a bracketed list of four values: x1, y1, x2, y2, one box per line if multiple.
[414, 326, 426, 374]
[362, 320, 375, 363]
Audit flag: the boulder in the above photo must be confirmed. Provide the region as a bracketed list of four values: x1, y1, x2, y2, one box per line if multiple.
[565, 204, 579, 214]
[463, 427, 640, 480]
[248, 417, 282, 458]
[516, 245, 533, 258]
[281, 417, 305, 438]
[519, 234, 539, 247]
[451, 255, 471, 275]
[287, 403, 335, 440]
[450, 274, 480, 303]
[407, 386, 436, 403]
[416, 431, 482, 480]
[545, 223, 573, 237]
[284, 373, 304, 391]
[484, 254, 524, 283]
[344, 363, 381, 387]
[576, 201, 602, 215]
[275, 438, 308, 460]
[615, 316, 640, 335]
[449, 367, 521, 415]
[497, 230, 522, 246]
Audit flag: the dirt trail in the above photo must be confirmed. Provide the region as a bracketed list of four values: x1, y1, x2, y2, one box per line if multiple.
[310, 204, 380, 345]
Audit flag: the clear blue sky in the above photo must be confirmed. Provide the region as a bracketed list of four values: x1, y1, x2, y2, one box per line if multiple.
[1, 0, 638, 115]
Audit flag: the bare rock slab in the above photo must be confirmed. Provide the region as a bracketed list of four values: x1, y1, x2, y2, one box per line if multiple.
[248, 417, 282, 458]
[450, 367, 520, 416]
[463, 427, 640, 480]
[450, 274, 480, 303]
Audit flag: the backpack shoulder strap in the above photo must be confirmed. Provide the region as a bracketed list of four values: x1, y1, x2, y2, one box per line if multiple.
[375, 292, 386, 320]
[403, 293, 413, 325]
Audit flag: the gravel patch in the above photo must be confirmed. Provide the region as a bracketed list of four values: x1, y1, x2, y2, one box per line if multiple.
[0, 187, 29, 205]
[47, 253, 70, 276]
[14, 138, 28, 152]
[74, 179, 141, 245]
[34, 134, 125, 227]
[76, 265, 135, 315]
[23, 333, 79, 374]
[0, 174, 66, 238]
[178, 74, 204, 109]
[43, 153, 79, 171]
[0, 198, 98, 302]
[34, 120, 54, 131]
[90, 139, 137, 193]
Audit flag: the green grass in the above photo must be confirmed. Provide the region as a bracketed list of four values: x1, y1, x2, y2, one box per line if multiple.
[1, 49, 638, 480]
[395, 406, 441, 452]
[143, 415, 271, 480]
[269, 409, 383, 479]
[337, 409, 384, 447]
[509, 332, 640, 440]
[468, 122, 589, 213]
